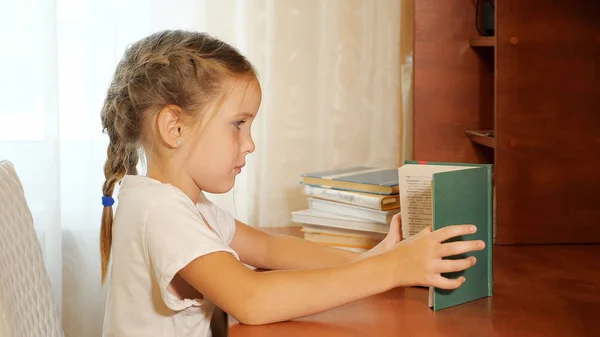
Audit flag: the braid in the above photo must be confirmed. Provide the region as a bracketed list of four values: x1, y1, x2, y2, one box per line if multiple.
[99, 95, 140, 283]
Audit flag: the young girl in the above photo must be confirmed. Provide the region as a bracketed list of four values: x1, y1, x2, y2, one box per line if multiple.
[99, 30, 485, 336]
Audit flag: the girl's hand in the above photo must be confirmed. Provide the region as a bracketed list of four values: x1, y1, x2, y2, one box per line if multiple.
[359, 213, 402, 259]
[386, 224, 485, 289]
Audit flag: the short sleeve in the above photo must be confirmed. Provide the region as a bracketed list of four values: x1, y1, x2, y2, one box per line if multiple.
[196, 197, 237, 245]
[210, 203, 237, 245]
[144, 190, 239, 311]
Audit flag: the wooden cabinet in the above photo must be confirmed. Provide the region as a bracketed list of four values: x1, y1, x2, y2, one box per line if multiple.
[414, 0, 600, 244]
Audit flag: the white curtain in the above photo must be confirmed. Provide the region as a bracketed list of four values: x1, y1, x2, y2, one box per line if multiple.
[0, 0, 404, 336]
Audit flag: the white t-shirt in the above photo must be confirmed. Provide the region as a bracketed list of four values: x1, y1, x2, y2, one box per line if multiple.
[102, 175, 239, 337]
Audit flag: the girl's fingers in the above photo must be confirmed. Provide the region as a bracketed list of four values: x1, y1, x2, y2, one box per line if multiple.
[437, 256, 477, 273]
[389, 213, 403, 241]
[432, 224, 477, 242]
[429, 274, 466, 290]
[418, 225, 434, 235]
[438, 240, 485, 258]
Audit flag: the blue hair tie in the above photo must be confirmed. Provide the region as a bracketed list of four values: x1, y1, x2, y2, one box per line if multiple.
[102, 196, 115, 207]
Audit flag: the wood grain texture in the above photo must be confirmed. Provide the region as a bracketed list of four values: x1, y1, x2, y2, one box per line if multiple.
[230, 227, 600, 336]
[495, 0, 600, 244]
[414, 0, 495, 163]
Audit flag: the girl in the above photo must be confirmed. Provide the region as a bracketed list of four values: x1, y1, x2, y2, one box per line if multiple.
[99, 30, 484, 337]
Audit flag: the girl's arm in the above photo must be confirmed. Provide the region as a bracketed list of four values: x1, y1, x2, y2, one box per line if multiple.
[230, 214, 403, 270]
[179, 224, 484, 325]
[230, 219, 358, 270]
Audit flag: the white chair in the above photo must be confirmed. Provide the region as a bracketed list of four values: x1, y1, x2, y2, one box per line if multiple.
[0, 160, 63, 337]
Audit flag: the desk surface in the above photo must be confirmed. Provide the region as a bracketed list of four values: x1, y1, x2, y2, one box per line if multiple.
[229, 227, 600, 337]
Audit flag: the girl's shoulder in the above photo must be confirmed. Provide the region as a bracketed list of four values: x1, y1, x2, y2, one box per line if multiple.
[119, 175, 188, 200]
[116, 175, 196, 216]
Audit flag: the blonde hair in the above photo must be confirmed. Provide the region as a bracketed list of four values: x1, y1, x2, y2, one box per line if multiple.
[99, 30, 255, 283]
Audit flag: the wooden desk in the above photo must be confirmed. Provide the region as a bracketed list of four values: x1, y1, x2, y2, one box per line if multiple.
[229, 227, 600, 337]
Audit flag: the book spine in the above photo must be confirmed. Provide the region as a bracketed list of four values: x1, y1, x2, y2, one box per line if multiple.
[304, 185, 383, 209]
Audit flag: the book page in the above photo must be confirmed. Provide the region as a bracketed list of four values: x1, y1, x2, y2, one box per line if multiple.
[398, 164, 477, 239]
[400, 174, 433, 238]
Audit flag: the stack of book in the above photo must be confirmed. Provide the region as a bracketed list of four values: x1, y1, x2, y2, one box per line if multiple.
[291, 166, 401, 253]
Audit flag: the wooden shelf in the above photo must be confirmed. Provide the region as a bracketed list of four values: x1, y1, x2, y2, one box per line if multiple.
[469, 36, 496, 47]
[466, 130, 495, 149]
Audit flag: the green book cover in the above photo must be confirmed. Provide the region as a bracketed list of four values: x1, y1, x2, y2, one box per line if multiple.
[398, 161, 493, 311]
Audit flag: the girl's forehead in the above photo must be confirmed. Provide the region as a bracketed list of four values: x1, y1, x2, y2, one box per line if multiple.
[228, 75, 261, 97]
[221, 76, 261, 113]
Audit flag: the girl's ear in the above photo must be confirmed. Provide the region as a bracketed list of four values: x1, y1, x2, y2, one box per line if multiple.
[156, 105, 184, 148]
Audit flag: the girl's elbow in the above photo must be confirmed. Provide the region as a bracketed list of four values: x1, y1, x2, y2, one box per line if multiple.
[231, 292, 276, 325]
[232, 305, 268, 326]
[235, 314, 265, 326]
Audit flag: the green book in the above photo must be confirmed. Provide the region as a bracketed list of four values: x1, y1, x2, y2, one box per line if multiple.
[397, 160, 493, 311]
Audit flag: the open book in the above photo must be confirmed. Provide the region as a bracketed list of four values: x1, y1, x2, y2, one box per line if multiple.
[397, 161, 493, 311]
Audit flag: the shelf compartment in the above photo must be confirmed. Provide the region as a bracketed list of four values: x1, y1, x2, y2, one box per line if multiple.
[469, 36, 496, 47]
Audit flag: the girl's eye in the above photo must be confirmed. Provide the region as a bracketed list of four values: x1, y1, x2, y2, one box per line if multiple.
[234, 120, 246, 129]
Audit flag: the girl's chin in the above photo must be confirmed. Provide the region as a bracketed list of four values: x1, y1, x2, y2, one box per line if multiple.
[202, 179, 235, 194]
